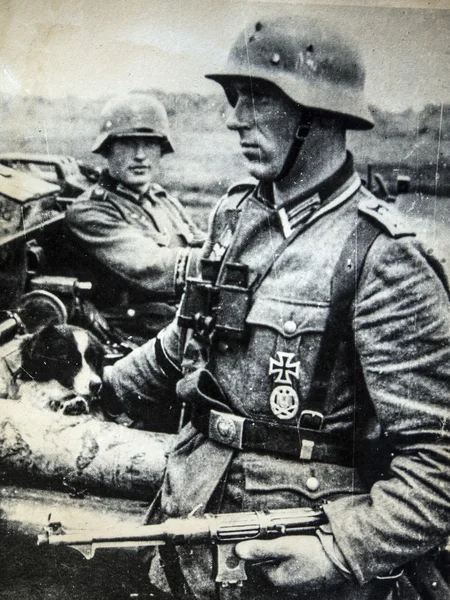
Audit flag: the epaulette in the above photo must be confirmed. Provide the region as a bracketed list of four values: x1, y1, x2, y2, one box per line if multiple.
[358, 191, 414, 239]
[225, 179, 256, 210]
[90, 186, 108, 201]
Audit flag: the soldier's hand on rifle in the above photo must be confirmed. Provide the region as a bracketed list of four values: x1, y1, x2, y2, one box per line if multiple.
[235, 534, 347, 593]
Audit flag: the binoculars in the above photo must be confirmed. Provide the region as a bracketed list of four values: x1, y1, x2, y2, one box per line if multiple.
[178, 259, 251, 341]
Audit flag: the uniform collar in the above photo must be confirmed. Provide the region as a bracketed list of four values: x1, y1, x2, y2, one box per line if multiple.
[100, 170, 153, 205]
[300, 151, 356, 207]
[256, 153, 361, 238]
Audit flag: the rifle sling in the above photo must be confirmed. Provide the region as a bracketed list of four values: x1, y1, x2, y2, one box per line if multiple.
[158, 542, 197, 600]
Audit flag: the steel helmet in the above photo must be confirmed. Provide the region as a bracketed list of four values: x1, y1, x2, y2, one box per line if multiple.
[92, 94, 174, 155]
[206, 16, 374, 130]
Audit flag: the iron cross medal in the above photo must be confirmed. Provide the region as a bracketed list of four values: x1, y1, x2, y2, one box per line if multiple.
[269, 351, 300, 420]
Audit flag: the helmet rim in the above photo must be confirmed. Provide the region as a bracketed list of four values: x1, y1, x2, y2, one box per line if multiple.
[92, 129, 174, 155]
[206, 71, 374, 130]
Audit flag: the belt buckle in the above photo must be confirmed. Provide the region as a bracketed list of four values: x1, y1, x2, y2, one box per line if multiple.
[209, 410, 245, 450]
[299, 410, 324, 431]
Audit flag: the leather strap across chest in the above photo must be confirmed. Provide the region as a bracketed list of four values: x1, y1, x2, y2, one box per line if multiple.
[293, 212, 382, 460]
[305, 213, 382, 415]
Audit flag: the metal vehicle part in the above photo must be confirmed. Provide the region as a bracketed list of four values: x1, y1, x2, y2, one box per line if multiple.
[0, 153, 91, 197]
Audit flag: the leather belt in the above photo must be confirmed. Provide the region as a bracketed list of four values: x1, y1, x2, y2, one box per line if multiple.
[191, 408, 354, 467]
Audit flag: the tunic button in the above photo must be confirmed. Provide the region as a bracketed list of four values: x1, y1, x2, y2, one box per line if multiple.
[217, 341, 229, 353]
[306, 476, 320, 492]
[283, 320, 297, 335]
[366, 199, 379, 210]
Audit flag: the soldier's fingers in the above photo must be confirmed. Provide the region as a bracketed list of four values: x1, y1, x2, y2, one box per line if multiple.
[235, 538, 293, 561]
[235, 539, 276, 560]
[248, 558, 280, 568]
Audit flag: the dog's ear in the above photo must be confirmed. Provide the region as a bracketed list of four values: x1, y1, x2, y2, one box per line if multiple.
[85, 331, 106, 375]
[20, 323, 63, 381]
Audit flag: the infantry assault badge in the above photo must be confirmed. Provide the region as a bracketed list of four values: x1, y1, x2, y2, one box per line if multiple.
[269, 351, 300, 420]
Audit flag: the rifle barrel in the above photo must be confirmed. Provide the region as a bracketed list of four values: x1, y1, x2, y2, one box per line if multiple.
[37, 507, 326, 552]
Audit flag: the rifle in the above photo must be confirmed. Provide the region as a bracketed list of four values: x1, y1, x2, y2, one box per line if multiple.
[37, 506, 325, 589]
[37, 507, 450, 599]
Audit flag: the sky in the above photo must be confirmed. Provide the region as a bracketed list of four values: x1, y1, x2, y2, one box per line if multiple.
[0, 0, 449, 112]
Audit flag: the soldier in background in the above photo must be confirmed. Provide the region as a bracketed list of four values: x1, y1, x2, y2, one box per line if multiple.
[103, 16, 450, 599]
[66, 94, 205, 343]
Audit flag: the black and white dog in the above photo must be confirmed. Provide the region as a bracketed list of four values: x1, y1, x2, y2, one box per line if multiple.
[18, 323, 105, 416]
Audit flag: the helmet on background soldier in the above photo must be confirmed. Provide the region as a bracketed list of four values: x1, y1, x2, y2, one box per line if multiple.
[92, 94, 174, 156]
[206, 15, 374, 130]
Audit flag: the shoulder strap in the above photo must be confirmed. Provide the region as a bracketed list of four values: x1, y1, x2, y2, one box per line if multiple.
[358, 190, 413, 239]
[303, 214, 382, 419]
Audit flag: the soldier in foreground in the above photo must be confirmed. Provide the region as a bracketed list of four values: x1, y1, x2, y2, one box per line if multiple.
[66, 94, 204, 341]
[104, 16, 450, 600]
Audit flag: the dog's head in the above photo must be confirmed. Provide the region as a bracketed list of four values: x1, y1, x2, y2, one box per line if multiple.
[20, 324, 105, 397]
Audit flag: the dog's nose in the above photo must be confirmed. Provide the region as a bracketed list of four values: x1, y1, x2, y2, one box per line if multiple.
[89, 378, 102, 395]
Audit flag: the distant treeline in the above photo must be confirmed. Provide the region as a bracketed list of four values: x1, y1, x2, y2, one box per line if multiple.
[2, 91, 449, 137]
[370, 103, 450, 140]
[0, 92, 448, 197]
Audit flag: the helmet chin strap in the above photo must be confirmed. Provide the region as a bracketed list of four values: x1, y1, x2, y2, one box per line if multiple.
[274, 110, 314, 182]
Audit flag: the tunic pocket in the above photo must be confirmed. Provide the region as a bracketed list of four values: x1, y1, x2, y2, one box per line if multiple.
[234, 297, 329, 418]
[246, 296, 329, 338]
[241, 454, 367, 508]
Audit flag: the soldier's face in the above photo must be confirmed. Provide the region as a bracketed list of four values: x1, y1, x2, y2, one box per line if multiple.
[225, 80, 300, 180]
[106, 137, 162, 191]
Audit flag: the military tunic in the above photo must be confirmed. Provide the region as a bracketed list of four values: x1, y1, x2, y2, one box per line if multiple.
[66, 170, 205, 338]
[106, 156, 450, 599]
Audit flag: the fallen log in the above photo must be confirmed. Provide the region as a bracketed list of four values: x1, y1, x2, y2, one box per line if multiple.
[0, 397, 174, 500]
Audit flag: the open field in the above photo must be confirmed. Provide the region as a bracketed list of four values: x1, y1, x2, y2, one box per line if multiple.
[396, 193, 450, 276]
